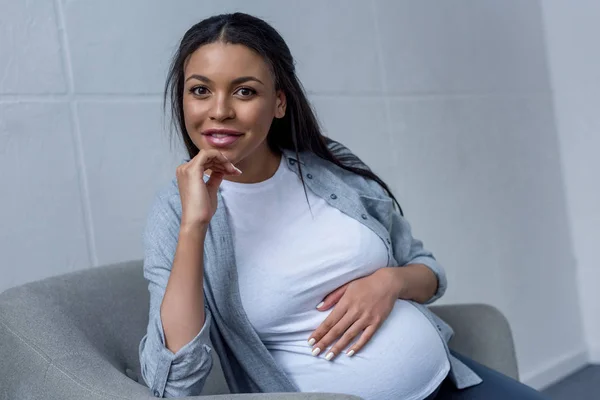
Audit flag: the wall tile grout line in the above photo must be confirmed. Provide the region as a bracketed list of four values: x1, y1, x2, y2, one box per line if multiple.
[53, 0, 99, 267]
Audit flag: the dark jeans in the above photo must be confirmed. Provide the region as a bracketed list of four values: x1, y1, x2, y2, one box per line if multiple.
[426, 352, 550, 400]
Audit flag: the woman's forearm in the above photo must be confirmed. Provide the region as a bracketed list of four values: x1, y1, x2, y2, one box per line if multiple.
[160, 224, 208, 354]
[385, 264, 438, 304]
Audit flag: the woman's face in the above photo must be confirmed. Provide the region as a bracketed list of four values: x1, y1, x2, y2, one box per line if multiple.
[182, 42, 286, 175]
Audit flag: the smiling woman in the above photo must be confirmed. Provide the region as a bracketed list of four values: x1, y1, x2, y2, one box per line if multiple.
[180, 42, 285, 183]
[138, 12, 548, 400]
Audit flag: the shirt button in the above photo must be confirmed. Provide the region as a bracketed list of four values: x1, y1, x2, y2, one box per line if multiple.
[289, 159, 296, 165]
[306, 173, 313, 179]
[386, 238, 391, 244]
[361, 214, 368, 220]
[153, 390, 160, 397]
[330, 194, 337, 200]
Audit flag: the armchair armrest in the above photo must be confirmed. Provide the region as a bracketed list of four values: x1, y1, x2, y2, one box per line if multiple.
[429, 303, 519, 380]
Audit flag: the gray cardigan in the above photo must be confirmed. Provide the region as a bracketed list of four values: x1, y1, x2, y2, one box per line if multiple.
[139, 145, 482, 398]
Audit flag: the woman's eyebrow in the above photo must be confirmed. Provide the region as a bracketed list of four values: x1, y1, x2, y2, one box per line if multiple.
[185, 74, 213, 84]
[231, 76, 264, 86]
[184, 74, 264, 86]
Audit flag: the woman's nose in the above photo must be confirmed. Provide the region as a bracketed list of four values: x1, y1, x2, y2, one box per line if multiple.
[209, 95, 235, 121]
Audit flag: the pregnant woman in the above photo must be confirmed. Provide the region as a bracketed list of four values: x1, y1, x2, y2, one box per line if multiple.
[139, 13, 547, 400]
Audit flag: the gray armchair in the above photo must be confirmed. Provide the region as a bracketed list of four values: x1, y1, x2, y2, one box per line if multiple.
[0, 260, 518, 399]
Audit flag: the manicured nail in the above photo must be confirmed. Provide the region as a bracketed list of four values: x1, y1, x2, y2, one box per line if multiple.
[316, 302, 324, 309]
[347, 350, 355, 357]
[308, 338, 316, 346]
[312, 347, 321, 356]
[325, 352, 335, 361]
[232, 165, 242, 174]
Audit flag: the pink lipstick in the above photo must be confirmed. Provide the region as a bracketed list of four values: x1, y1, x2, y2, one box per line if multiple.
[201, 129, 244, 148]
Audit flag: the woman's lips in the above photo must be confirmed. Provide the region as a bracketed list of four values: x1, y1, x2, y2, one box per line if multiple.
[202, 130, 244, 148]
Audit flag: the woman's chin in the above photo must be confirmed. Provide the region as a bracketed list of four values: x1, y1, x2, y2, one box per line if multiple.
[196, 141, 237, 160]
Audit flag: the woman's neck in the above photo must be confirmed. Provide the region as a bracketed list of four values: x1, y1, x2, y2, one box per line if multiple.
[224, 147, 282, 184]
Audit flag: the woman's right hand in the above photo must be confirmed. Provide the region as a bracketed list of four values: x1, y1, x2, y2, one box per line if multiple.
[176, 149, 242, 230]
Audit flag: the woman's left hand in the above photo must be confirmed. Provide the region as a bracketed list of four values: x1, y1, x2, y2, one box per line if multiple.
[307, 267, 402, 361]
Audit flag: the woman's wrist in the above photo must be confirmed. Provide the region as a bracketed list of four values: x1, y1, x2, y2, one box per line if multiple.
[377, 267, 408, 300]
[381, 264, 438, 303]
[179, 221, 209, 239]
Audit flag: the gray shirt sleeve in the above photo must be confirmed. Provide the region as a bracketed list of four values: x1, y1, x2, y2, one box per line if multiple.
[389, 209, 448, 304]
[138, 188, 214, 398]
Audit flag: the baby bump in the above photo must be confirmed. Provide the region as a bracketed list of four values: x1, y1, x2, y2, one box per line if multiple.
[270, 300, 450, 400]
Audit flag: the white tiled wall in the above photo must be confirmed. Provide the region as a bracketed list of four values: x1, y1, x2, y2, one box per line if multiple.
[0, 0, 587, 389]
[0, 1, 67, 94]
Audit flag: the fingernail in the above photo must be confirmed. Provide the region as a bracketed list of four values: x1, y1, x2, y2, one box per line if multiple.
[316, 302, 324, 309]
[325, 352, 335, 361]
[347, 350, 355, 357]
[312, 347, 321, 356]
[308, 338, 316, 346]
[233, 165, 242, 174]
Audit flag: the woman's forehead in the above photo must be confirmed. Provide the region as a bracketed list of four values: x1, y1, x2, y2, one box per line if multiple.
[185, 42, 272, 83]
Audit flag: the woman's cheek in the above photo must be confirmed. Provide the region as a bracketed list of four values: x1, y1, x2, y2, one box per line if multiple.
[248, 102, 277, 133]
[184, 101, 208, 126]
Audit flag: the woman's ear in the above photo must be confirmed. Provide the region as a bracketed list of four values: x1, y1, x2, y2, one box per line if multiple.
[275, 90, 287, 119]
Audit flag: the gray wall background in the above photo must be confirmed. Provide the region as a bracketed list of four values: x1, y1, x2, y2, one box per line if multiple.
[542, 0, 600, 368]
[0, 0, 594, 390]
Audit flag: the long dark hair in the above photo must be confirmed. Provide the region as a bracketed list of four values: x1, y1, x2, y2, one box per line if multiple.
[165, 12, 403, 215]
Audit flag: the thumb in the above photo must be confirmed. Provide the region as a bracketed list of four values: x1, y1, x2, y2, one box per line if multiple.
[317, 283, 349, 311]
[206, 171, 224, 192]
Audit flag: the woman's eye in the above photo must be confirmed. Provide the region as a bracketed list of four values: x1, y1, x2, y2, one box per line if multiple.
[235, 87, 256, 97]
[190, 86, 209, 96]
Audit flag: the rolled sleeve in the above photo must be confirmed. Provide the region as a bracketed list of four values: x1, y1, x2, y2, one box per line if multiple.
[406, 254, 447, 304]
[139, 303, 213, 398]
[390, 210, 448, 304]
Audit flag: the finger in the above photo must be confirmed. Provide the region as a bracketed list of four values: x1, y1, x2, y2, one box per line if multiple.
[317, 283, 349, 311]
[346, 324, 378, 357]
[177, 162, 207, 184]
[194, 150, 241, 175]
[324, 319, 366, 361]
[206, 171, 224, 191]
[205, 151, 242, 175]
[195, 149, 228, 165]
[311, 312, 355, 359]
[308, 302, 348, 347]
[202, 158, 238, 175]
[209, 160, 241, 175]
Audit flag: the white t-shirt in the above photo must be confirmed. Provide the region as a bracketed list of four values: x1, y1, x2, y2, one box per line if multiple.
[219, 157, 450, 400]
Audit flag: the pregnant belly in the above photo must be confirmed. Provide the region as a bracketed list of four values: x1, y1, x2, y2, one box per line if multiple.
[267, 300, 450, 400]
